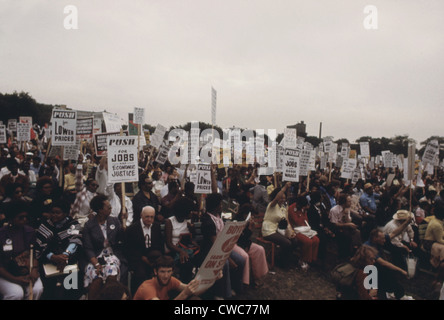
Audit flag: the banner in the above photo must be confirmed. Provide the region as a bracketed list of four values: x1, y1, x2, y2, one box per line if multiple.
[76, 117, 94, 142]
[195, 217, 249, 295]
[94, 131, 128, 157]
[194, 164, 212, 194]
[283, 148, 300, 182]
[51, 109, 77, 146]
[107, 136, 139, 183]
[128, 113, 139, 136]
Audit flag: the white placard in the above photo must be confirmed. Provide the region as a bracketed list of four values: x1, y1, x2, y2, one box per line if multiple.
[8, 119, 17, 132]
[0, 125, 7, 144]
[16, 122, 31, 142]
[63, 140, 81, 161]
[283, 148, 300, 182]
[155, 145, 170, 165]
[102, 112, 123, 133]
[341, 158, 357, 179]
[133, 107, 145, 125]
[360, 142, 370, 158]
[283, 128, 297, 149]
[51, 109, 77, 146]
[107, 136, 139, 183]
[150, 124, 168, 149]
[423, 139, 439, 164]
[94, 131, 128, 157]
[194, 164, 212, 194]
[76, 117, 94, 142]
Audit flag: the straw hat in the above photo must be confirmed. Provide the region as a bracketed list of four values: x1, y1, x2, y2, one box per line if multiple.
[392, 210, 414, 221]
[364, 183, 373, 190]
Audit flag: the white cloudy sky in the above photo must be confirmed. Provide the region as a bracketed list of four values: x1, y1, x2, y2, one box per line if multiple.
[1, 0, 443, 144]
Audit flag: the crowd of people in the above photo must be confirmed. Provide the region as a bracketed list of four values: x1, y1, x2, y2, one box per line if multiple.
[0, 129, 443, 301]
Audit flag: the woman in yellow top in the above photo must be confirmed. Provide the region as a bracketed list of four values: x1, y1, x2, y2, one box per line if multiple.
[423, 200, 444, 289]
[261, 182, 298, 268]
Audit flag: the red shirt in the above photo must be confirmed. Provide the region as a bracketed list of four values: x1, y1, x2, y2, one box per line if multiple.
[288, 203, 308, 228]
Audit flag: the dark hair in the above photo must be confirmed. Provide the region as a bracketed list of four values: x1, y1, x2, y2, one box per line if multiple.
[206, 193, 223, 213]
[138, 173, 149, 190]
[369, 228, 382, 243]
[98, 279, 130, 300]
[296, 195, 308, 209]
[5, 158, 19, 170]
[172, 197, 194, 220]
[36, 176, 53, 192]
[434, 200, 444, 220]
[4, 182, 24, 198]
[310, 191, 322, 204]
[49, 198, 71, 215]
[5, 200, 30, 221]
[269, 187, 282, 202]
[154, 255, 175, 269]
[90, 194, 108, 213]
[337, 193, 349, 206]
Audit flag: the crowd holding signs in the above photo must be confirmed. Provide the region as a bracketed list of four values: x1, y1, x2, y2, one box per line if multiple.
[1, 95, 444, 302]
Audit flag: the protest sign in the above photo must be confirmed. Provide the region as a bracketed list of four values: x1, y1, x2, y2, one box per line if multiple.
[63, 140, 81, 161]
[19, 116, 32, 125]
[76, 117, 94, 142]
[16, 122, 31, 142]
[8, 119, 17, 133]
[102, 112, 123, 133]
[94, 131, 128, 157]
[423, 139, 439, 164]
[360, 142, 370, 158]
[150, 124, 168, 149]
[93, 118, 102, 134]
[283, 128, 297, 149]
[194, 164, 212, 194]
[0, 125, 7, 144]
[155, 145, 170, 165]
[51, 109, 77, 146]
[275, 145, 285, 172]
[107, 136, 139, 183]
[299, 149, 315, 177]
[407, 144, 416, 181]
[341, 158, 357, 179]
[133, 107, 145, 125]
[128, 113, 138, 136]
[195, 217, 249, 295]
[283, 148, 300, 182]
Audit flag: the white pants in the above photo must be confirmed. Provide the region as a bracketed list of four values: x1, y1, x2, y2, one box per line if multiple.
[0, 277, 44, 300]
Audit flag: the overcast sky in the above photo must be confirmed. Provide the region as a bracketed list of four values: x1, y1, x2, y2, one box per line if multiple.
[1, 0, 443, 144]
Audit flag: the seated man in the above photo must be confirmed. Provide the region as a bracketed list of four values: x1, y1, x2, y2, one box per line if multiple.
[329, 193, 361, 258]
[133, 255, 199, 300]
[125, 206, 163, 293]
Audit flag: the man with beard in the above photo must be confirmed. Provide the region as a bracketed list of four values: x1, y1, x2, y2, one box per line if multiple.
[133, 255, 199, 300]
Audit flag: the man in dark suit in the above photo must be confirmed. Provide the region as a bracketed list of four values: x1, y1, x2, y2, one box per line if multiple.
[125, 205, 164, 293]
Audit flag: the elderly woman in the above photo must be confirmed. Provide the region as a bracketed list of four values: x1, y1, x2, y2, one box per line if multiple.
[261, 182, 298, 268]
[0, 200, 44, 300]
[81, 194, 128, 300]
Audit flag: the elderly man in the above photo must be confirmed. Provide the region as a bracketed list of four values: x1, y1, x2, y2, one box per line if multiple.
[360, 183, 380, 215]
[125, 206, 163, 294]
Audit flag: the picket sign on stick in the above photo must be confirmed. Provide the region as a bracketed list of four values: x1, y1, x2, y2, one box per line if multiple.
[29, 244, 34, 300]
[120, 128, 127, 229]
[59, 147, 64, 188]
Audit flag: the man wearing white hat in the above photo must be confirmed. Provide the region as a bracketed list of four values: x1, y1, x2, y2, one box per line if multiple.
[383, 209, 418, 269]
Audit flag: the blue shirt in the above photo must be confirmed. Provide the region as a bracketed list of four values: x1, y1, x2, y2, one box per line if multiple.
[359, 192, 380, 212]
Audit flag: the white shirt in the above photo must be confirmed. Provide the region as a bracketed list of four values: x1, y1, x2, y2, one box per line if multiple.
[141, 219, 152, 248]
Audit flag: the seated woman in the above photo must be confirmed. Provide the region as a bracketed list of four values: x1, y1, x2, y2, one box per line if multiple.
[81, 194, 128, 300]
[34, 198, 83, 300]
[288, 195, 320, 271]
[348, 245, 379, 300]
[165, 197, 199, 283]
[0, 200, 44, 300]
[261, 182, 298, 268]
[234, 204, 268, 287]
[423, 199, 444, 290]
